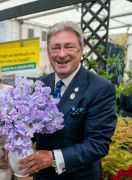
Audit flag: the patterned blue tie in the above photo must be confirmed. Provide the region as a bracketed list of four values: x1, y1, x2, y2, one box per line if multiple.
[53, 80, 64, 98]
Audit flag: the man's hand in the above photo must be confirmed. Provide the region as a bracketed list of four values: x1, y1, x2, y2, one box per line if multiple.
[18, 150, 53, 176]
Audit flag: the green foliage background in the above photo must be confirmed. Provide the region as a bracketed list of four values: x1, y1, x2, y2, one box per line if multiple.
[82, 53, 132, 179]
[102, 117, 132, 179]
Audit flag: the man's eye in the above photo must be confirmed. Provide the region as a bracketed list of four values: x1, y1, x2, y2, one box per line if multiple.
[52, 47, 60, 50]
[49, 47, 60, 53]
[66, 46, 74, 50]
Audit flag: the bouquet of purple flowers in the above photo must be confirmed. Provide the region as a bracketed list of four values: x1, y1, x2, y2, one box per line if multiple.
[0, 77, 64, 156]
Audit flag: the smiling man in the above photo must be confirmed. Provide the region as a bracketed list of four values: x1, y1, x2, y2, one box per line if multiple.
[47, 28, 83, 79]
[18, 21, 117, 180]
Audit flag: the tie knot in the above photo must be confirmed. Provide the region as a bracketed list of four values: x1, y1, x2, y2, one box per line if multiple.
[56, 80, 64, 88]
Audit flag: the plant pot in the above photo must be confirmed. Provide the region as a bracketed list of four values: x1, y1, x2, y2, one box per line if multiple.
[8, 148, 34, 177]
[0, 168, 12, 180]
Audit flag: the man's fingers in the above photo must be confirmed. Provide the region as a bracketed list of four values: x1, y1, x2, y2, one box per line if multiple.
[23, 164, 39, 176]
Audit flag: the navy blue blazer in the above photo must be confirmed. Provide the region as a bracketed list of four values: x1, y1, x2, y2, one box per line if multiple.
[34, 65, 117, 180]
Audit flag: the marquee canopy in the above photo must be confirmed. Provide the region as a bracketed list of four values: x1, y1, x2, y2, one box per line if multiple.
[0, 0, 132, 34]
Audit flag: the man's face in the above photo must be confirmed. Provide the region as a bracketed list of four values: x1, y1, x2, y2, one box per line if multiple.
[48, 30, 83, 79]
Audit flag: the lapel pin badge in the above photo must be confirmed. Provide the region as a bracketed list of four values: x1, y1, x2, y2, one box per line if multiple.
[74, 87, 79, 92]
[70, 93, 76, 100]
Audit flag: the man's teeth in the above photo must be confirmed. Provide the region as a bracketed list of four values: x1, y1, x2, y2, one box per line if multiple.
[57, 60, 70, 64]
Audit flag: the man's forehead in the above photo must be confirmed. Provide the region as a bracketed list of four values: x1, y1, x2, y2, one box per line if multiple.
[49, 32, 79, 44]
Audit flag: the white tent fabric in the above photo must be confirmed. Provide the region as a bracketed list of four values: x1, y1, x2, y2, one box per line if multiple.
[0, 0, 38, 10]
[0, 0, 132, 34]
[0, 0, 131, 78]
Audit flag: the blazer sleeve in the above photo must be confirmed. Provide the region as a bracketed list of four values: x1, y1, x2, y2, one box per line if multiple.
[62, 83, 117, 171]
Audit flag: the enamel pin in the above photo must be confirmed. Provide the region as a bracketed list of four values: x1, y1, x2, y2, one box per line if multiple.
[70, 93, 76, 100]
[74, 87, 79, 92]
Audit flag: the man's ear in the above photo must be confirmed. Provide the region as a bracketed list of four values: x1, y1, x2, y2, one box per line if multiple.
[47, 50, 50, 58]
[80, 48, 84, 59]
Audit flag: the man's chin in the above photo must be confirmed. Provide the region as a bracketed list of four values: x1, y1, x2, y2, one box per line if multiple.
[56, 71, 69, 79]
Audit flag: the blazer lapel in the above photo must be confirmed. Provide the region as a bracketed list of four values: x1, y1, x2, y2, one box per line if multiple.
[58, 66, 89, 116]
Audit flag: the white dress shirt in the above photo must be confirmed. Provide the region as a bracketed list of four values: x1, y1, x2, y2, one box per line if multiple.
[53, 64, 81, 174]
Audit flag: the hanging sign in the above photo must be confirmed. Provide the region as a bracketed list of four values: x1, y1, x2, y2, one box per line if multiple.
[0, 38, 40, 72]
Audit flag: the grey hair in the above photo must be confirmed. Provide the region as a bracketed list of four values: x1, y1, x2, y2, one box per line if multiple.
[47, 21, 84, 48]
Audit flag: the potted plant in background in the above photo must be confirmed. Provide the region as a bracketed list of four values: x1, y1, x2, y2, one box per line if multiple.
[82, 52, 132, 179]
[102, 117, 132, 179]
[0, 77, 64, 177]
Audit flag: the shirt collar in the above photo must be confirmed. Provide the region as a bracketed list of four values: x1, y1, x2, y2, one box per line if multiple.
[55, 64, 81, 87]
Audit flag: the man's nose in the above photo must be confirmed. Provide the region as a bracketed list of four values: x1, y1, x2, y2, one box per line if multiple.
[58, 47, 67, 56]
